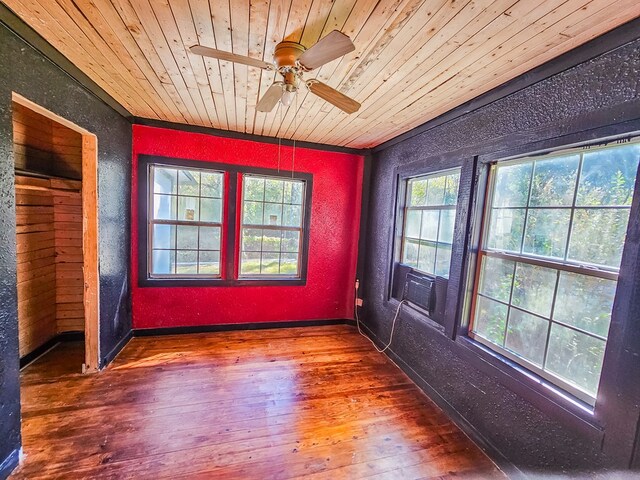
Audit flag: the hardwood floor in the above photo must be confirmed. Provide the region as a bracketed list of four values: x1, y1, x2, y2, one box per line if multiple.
[12, 326, 505, 479]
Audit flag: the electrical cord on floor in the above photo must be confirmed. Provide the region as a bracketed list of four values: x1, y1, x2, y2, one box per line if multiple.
[354, 280, 405, 354]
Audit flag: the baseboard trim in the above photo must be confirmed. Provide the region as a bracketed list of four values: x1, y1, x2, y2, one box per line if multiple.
[134, 319, 355, 337]
[357, 320, 524, 479]
[100, 330, 133, 369]
[19, 331, 84, 369]
[0, 449, 19, 480]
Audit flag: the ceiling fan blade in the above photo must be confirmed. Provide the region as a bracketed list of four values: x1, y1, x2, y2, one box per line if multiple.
[298, 30, 355, 70]
[256, 83, 284, 112]
[190, 45, 272, 70]
[306, 80, 360, 114]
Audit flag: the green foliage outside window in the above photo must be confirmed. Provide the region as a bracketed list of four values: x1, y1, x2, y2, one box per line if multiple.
[472, 142, 639, 403]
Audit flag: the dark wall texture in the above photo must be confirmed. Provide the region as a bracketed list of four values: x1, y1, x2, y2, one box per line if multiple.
[363, 28, 640, 475]
[0, 20, 132, 475]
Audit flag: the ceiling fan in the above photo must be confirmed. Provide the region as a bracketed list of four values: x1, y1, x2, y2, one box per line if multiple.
[190, 30, 361, 114]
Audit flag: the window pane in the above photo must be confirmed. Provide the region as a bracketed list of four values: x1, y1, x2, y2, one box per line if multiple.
[177, 225, 198, 249]
[420, 210, 439, 242]
[478, 256, 514, 303]
[199, 226, 220, 251]
[443, 173, 460, 205]
[264, 179, 284, 202]
[280, 253, 298, 275]
[262, 230, 282, 252]
[201, 172, 222, 198]
[546, 323, 606, 397]
[568, 208, 630, 268]
[244, 176, 265, 201]
[405, 210, 421, 238]
[522, 208, 571, 259]
[151, 250, 175, 274]
[576, 144, 640, 206]
[153, 194, 177, 220]
[241, 252, 260, 274]
[152, 224, 175, 249]
[243, 201, 263, 224]
[178, 169, 200, 196]
[487, 208, 525, 253]
[493, 162, 532, 207]
[434, 243, 452, 277]
[529, 155, 579, 206]
[198, 251, 220, 274]
[438, 209, 455, 244]
[288, 181, 304, 205]
[473, 296, 508, 346]
[153, 167, 178, 194]
[426, 175, 446, 206]
[283, 205, 302, 227]
[512, 263, 556, 318]
[242, 228, 262, 251]
[176, 250, 198, 274]
[505, 309, 548, 366]
[263, 203, 283, 226]
[554, 272, 616, 338]
[504, 308, 549, 366]
[282, 230, 300, 253]
[409, 179, 428, 206]
[417, 243, 436, 274]
[261, 253, 280, 274]
[402, 239, 419, 267]
[200, 198, 222, 223]
[178, 196, 199, 221]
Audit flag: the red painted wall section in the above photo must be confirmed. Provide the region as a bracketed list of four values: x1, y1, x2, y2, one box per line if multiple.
[131, 125, 364, 329]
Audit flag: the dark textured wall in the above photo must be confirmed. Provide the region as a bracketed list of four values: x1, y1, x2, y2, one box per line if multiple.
[364, 35, 640, 474]
[0, 21, 132, 473]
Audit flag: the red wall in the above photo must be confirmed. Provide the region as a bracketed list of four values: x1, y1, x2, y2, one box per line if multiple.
[131, 125, 364, 329]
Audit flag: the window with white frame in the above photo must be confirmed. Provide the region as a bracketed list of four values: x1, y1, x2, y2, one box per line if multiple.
[239, 174, 306, 277]
[470, 141, 640, 405]
[149, 165, 224, 277]
[401, 169, 461, 277]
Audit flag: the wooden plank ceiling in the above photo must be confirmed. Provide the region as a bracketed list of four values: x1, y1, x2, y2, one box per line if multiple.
[4, 0, 639, 148]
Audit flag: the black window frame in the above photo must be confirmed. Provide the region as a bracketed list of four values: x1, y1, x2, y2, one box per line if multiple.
[138, 154, 312, 287]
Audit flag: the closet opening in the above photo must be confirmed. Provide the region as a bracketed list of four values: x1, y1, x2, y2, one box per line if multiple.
[12, 93, 99, 374]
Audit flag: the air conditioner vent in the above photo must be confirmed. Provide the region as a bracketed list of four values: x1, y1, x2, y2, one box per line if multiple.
[403, 271, 435, 313]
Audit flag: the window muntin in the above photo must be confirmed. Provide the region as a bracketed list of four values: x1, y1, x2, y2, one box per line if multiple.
[471, 141, 640, 405]
[239, 174, 306, 277]
[401, 169, 460, 277]
[149, 165, 224, 277]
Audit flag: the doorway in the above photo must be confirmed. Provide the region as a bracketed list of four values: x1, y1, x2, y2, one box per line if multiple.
[12, 93, 99, 373]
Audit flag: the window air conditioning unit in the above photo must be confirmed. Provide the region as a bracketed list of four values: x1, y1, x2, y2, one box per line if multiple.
[403, 271, 435, 313]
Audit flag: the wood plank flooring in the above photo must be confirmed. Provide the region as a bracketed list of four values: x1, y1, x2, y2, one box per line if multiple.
[12, 326, 505, 479]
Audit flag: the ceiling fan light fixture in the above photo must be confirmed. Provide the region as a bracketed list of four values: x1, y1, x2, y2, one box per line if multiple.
[281, 89, 295, 107]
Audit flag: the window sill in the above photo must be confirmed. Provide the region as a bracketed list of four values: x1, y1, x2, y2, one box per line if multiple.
[138, 277, 307, 287]
[455, 335, 604, 441]
[386, 297, 446, 335]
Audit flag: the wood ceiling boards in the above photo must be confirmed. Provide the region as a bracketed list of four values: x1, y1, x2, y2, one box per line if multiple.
[4, 0, 639, 148]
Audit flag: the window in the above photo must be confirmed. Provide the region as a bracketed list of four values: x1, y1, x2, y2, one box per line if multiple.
[149, 165, 224, 277]
[240, 175, 306, 278]
[139, 155, 312, 286]
[401, 169, 460, 277]
[470, 141, 640, 405]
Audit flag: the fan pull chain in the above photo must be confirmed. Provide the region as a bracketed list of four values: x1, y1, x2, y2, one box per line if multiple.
[292, 92, 297, 178]
[277, 101, 281, 173]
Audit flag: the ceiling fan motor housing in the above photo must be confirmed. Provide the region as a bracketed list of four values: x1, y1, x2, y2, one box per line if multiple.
[274, 41, 306, 90]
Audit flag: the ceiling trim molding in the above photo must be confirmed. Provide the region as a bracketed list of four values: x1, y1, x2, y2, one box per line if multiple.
[0, 3, 133, 121]
[133, 117, 370, 156]
[372, 17, 640, 154]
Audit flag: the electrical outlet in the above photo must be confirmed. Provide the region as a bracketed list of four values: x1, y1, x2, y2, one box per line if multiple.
[356, 298, 364, 307]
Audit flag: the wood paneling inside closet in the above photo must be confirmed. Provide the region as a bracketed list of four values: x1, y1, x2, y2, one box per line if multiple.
[13, 100, 85, 358]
